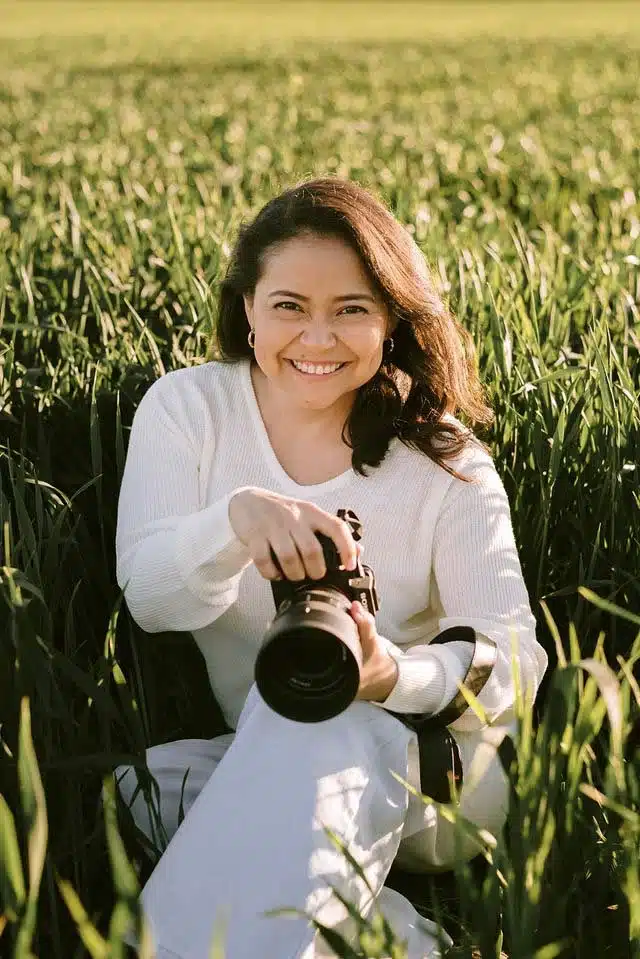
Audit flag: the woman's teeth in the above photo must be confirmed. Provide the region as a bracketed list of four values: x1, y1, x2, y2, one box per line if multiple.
[290, 360, 345, 375]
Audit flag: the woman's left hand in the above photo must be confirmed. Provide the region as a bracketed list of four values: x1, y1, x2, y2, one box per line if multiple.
[350, 600, 399, 703]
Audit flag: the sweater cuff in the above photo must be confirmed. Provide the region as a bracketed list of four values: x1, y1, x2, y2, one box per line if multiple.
[375, 636, 472, 716]
[174, 488, 254, 602]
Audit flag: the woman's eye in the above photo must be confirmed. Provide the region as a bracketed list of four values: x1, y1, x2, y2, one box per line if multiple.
[275, 301, 301, 311]
[273, 302, 367, 315]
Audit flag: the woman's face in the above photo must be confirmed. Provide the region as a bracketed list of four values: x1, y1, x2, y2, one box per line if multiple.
[243, 233, 392, 415]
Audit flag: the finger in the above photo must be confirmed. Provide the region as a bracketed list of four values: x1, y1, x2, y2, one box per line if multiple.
[269, 530, 306, 581]
[312, 512, 357, 571]
[351, 600, 374, 626]
[292, 528, 326, 580]
[351, 601, 377, 650]
[251, 540, 284, 581]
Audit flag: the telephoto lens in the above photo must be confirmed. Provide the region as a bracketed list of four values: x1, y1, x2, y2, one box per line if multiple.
[254, 587, 363, 722]
[254, 509, 379, 723]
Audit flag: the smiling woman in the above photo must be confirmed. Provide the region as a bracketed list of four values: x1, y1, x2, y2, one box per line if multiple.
[115, 176, 548, 959]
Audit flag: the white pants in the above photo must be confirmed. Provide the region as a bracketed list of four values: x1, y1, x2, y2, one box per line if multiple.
[115, 684, 512, 959]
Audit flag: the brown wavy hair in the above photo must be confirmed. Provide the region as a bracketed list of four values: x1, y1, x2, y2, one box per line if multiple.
[207, 176, 494, 482]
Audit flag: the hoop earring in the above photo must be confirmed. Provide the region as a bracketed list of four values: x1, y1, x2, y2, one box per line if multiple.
[248, 328, 256, 349]
[384, 337, 394, 356]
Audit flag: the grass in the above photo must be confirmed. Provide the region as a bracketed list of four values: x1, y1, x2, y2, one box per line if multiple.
[0, 2, 639, 957]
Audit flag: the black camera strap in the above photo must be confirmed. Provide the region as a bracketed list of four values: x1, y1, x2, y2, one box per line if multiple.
[384, 626, 497, 804]
[427, 625, 498, 726]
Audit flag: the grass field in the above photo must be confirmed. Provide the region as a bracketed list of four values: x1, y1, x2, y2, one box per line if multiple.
[1, 2, 639, 957]
[3, 2, 640, 45]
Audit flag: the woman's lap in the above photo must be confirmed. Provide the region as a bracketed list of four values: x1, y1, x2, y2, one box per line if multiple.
[125, 685, 423, 957]
[114, 687, 514, 957]
[115, 688, 512, 873]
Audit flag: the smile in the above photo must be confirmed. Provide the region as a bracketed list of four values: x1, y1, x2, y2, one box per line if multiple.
[288, 360, 348, 376]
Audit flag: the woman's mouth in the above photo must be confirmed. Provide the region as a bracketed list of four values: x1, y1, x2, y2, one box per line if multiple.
[287, 359, 348, 377]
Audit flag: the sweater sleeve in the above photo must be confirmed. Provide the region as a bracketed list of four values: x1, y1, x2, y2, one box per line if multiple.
[376, 444, 548, 730]
[115, 375, 254, 633]
[376, 636, 472, 716]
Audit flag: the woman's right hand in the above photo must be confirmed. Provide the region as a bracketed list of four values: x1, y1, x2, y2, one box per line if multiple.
[228, 487, 358, 582]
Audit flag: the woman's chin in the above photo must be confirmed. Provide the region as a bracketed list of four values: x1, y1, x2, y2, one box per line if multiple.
[282, 377, 353, 410]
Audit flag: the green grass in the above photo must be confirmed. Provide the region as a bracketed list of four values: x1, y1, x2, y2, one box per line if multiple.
[1, 2, 639, 957]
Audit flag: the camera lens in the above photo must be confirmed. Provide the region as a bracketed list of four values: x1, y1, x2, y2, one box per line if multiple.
[288, 633, 343, 683]
[254, 587, 363, 722]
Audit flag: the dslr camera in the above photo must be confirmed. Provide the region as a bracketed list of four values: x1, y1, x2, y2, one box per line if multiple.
[254, 509, 379, 722]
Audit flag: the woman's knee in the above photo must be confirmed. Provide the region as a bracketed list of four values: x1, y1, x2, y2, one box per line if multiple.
[113, 737, 232, 851]
[238, 683, 410, 747]
[110, 760, 167, 855]
[233, 688, 414, 836]
[111, 750, 195, 855]
[395, 725, 512, 871]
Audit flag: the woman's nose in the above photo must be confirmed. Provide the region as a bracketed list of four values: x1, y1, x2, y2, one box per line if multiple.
[299, 323, 337, 347]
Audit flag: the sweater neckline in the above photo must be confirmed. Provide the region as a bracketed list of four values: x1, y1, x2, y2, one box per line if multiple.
[239, 359, 356, 495]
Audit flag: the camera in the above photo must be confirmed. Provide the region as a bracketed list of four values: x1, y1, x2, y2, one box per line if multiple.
[254, 509, 379, 723]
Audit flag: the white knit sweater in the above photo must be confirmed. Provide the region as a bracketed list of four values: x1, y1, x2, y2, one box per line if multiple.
[115, 358, 548, 733]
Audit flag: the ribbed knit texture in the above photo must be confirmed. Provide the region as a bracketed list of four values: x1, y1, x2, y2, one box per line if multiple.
[115, 359, 548, 732]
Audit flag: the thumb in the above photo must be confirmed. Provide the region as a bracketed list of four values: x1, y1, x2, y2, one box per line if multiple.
[351, 600, 376, 645]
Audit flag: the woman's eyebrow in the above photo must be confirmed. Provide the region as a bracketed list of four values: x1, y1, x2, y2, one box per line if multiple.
[268, 289, 376, 303]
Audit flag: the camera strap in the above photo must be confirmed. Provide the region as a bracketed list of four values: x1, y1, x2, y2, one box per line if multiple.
[428, 625, 498, 726]
[384, 625, 497, 804]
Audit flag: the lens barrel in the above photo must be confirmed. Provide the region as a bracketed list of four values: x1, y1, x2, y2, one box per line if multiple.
[254, 588, 363, 722]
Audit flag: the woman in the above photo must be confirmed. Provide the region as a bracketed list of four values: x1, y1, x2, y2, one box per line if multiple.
[114, 177, 548, 959]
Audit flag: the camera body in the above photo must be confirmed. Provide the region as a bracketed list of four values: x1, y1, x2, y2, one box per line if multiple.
[254, 509, 380, 723]
[270, 508, 379, 618]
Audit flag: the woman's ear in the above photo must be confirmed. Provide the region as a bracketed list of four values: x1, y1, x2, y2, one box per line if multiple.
[243, 293, 254, 321]
[387, 309, 400, 337]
